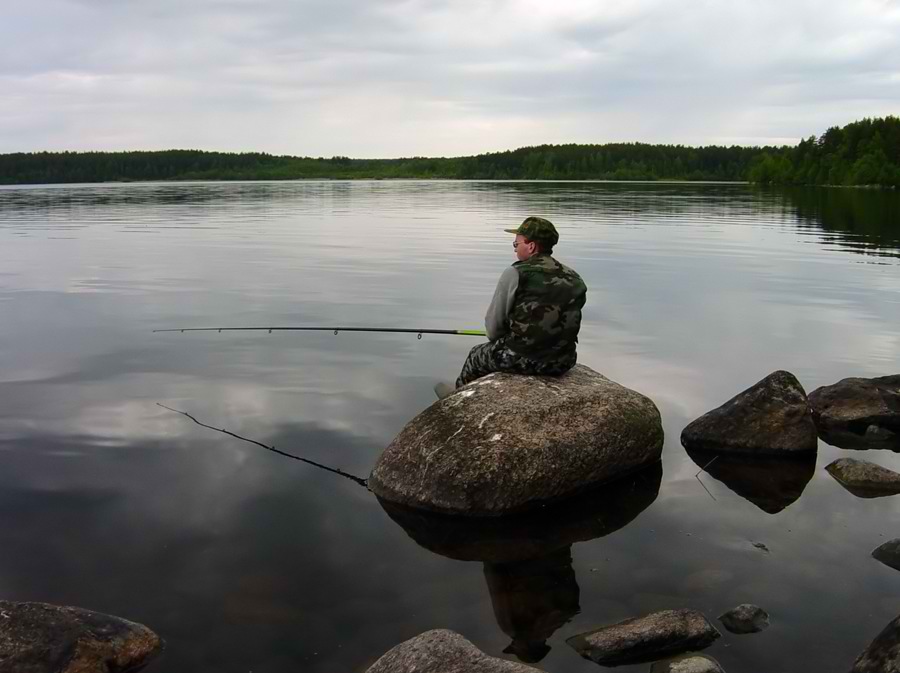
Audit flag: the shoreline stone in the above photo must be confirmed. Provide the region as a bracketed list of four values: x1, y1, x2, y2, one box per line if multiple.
[681, 370, 818, 455]
[651, 653, 726, 673]
[0, 600, 163, 673]
[809, 375, 900, 452]
[851, 613, 900, 673]
[369, 365, 664, 516]
[825, 458, 900, 498]
[566, 608, 721, 666]
[718, 604, 770, 634]
[365, 629, 539, 672]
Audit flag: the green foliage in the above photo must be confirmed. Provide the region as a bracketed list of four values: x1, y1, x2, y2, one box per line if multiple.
[750, 116, 899, 188]
[0, 117, 896, 186]
[0, 144, 769, 185]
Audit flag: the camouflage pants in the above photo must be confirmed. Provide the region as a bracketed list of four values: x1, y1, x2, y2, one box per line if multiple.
[456, 341, 575, 388]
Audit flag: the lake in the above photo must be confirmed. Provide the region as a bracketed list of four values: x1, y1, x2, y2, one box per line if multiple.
[0, 180, 898, 672]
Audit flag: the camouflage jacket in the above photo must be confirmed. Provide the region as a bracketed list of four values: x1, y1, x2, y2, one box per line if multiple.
[502, 253, 586, 361]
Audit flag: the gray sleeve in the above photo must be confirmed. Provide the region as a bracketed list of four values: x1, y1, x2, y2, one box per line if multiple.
[484, 266, 519, 341]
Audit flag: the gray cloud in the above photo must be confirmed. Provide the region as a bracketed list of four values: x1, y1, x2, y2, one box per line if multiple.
[1, 0, 899, 155]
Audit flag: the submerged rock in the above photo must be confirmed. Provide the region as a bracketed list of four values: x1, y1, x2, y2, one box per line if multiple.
[809, 375, 900, 452]
[365, 629, 538, 673]
[687, 448, 815, 514]
[681, 371, 818, 455]
[873, 539, 900, 572]
[825, 458, 900, 498]
[851, 613, 900, 673]
[566, 608, 720, 666]
[0, 600, 162, 673]
[369, 365, 664, 515]
[718, 604, 770, 634]
[650, 653, 726, 673]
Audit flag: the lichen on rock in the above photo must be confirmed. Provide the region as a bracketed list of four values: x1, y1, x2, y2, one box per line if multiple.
[369, 365, 664, 516]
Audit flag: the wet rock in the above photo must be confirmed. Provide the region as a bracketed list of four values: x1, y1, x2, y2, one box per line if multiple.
[369, 365, 664, 515]
[825, 458, 900, 498]
[0, 600, 162, 673]
[650, 653, 726, 673]
[809, 375, 900, 452]
[566, 608, 720, 666]
[365, 629, 538, 672]
[681, 371, 818, 455]
[687, 448, 815, 514]
[718, 604, 769, 634]
[873, 539, 900, 572]
[851, 613, 900, 673]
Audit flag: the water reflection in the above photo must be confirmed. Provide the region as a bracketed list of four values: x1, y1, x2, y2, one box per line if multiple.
[687, 449, 817, 514]
[485, 548, 579, 663]
[2, 180, 899, 673]
[379, 463, 661, 662]
[816, 424, 900, 453]
[774, 186, 900, 261]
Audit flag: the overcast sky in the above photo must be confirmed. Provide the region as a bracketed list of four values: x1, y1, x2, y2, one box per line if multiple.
[2, 0, 899, 157]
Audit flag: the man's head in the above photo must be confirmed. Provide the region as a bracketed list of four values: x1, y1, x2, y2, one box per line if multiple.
[504, 217, 559, 261]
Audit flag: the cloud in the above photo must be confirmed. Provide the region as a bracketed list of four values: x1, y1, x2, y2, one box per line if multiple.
[1, 0, 899, 155]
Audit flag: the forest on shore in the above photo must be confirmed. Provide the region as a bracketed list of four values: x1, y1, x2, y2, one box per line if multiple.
[1, 116, 897, 186]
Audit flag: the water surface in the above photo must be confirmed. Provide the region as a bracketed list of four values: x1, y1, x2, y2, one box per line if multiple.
[1, 181, 899, 672]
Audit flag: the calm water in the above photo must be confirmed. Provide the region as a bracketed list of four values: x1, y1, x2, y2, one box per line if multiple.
[1, 181, 899, 672]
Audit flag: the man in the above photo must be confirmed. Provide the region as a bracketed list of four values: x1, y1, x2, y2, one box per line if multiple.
[449, 216, 587, 392]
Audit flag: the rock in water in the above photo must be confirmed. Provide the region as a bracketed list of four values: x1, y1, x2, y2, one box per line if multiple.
[566, 608, 721, 666]
[650, 653, 726, 673]
[873, 539, 900, 572]
[851, 613, 900, 673]
[365, 629, 539, 672]
[369, 365, 664, 515]
[0, 600, 162, 673]
[718, 604, 770, 634]
[825, 458, 900, 498]
[681, 371, 817, 454]
[809, 375, 900, 452]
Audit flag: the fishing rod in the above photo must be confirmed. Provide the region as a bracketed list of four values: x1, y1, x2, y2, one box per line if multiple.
[153, 326, 487, 339]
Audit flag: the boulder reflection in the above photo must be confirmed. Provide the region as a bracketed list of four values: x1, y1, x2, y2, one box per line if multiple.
[378, 463, 661, 662]
[687, 448, 816, 514]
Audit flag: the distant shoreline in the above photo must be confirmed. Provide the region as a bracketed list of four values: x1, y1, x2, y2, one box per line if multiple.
[1, 116, 897, 187]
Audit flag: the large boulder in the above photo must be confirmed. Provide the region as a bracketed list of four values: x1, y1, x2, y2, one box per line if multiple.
[809, 376, 900, 452]
[369, 365, 664, 515]
[365, 629, 538, 673]
[680, 370, 817, 454]
[0, 600, 162, 673]
[851, 614, 900, 673]
[566, 609, 720, 666]
[825, 458, 900, 498]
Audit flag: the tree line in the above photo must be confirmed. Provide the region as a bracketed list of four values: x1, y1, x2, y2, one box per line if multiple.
[748, 116, 900, 187]
[0, 117, 896, 186]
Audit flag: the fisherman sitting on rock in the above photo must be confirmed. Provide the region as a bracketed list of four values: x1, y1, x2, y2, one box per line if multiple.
[438, 217, 587, 398]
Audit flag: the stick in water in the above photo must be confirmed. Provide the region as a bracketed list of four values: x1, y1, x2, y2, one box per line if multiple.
[157, 403, 369, 489]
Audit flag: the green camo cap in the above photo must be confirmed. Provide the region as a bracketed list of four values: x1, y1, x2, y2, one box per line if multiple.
[504, 216, 559, 246]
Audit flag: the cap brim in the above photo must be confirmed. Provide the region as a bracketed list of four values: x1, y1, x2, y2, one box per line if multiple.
[502, 228, 520, 234]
